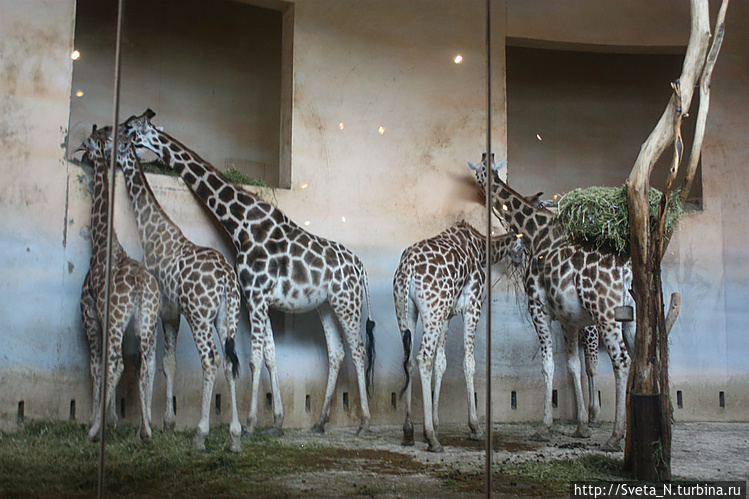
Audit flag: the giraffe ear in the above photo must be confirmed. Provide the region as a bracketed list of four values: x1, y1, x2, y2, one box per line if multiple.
[466, 160, 479, 171]
[144, 108, 156, 119]
[491, 159, 506, 171]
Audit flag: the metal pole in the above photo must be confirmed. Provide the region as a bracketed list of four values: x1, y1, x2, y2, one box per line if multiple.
[97, 0, 125, 497]
[484, 0, 493, 496]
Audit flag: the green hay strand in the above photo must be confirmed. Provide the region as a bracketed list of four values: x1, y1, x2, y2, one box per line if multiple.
[555, 185, 684, 256]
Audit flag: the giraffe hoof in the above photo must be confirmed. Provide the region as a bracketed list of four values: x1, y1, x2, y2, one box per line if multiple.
[601, 440, 622, 453]
[468, 432, 485, 442]
[310, 424, 325, 434]
[573, 427, 592, 439]
[262, 426, 283, 437]
[401, 437, 415, 446]
[193, 436, 206, 451]
[588, 421, 601, 428]
[529, 430, 551, 442]
[427, 443, 445, 453]
[228, 439, 242, 453]
[356, 427, 372, 437]
[163, 421, 176, 433]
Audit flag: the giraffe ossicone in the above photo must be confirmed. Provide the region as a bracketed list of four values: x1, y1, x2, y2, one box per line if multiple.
[467, 153, 633, 452]
[394, 220, 523, 452]
[114, 130, 244, 452]
[76, 125, 161, 443]
[122, 109, 376, 438]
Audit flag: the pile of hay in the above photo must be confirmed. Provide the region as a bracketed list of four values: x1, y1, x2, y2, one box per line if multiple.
[554, 185, 683, 256]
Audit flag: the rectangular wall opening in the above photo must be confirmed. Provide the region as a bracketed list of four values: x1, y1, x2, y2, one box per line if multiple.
[506, 42, 702, 209]
[69, 0, 293, 188]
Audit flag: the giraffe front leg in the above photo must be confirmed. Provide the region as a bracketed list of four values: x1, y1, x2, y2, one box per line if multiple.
[312, 305, 345, 434]
[161, 311, 180, 433]
[564, 326, 591, 439]
[582, 326, 601, 427]
[600, 321, 630, 452]
[262, 317, 284, 436]
[242, 313, 265, 439]
[191, 323, 219, 451]
[528, 302, 554, 442]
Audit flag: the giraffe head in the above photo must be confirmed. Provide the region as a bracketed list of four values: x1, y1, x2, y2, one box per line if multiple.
[121, 108, 160, 153]
[466, 153, 505, 193]
[76, 124, 113, 166]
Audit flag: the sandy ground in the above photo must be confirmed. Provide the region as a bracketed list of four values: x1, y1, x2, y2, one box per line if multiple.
[270, 421, 748, 497]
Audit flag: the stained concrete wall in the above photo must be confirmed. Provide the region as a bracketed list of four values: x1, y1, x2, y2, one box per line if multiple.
[0, 0, 747, 434]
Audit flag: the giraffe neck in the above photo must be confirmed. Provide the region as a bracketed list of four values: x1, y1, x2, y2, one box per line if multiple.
[489, 176, 561, 253]
[489, 233, 518, 265]
[145, 129, 273, 249]
[88, 150, 123, 263]
[117, 145, 186, 260]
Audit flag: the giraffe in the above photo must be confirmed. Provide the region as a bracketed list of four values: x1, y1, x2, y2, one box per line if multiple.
[122, 109, 376, 437]
[394, 221, 523, 452]
[113, 131, 243, 452]
[467, 154, 632, 451]
[76, 125, 161, 442]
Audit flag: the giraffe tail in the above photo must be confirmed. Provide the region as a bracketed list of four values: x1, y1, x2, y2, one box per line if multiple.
[225, 337, 240, 379]
[362, 267, 376, 400]
[399, 329, 412, 399]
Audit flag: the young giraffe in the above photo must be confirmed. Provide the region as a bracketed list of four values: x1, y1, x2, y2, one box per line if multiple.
[77, 125, 161, 442]
[467, 154, 632, 451]
[394, 221, 523, 452]
[114, 132, 243, 452]
[122, 109, 376, 437]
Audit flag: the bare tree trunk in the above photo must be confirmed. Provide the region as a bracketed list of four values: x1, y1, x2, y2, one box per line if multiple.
[623, 0, 727, 481]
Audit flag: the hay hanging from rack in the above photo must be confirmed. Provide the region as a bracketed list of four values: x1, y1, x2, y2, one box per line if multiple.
[554, 185, 684, 256]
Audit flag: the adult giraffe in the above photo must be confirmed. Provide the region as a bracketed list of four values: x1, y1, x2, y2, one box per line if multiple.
[77, 125, 161, 442]
[115, 132, 243, 452]
[122, 109, 375, 437]
[394, 221, 523, 452]
[467, 154, 632, 451]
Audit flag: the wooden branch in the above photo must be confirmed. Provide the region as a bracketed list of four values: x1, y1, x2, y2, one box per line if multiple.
[626, 0, 711, 396]
[680, 0, 730, 204]
[665, 292, 681, 336]
[656, 81, 685, 260]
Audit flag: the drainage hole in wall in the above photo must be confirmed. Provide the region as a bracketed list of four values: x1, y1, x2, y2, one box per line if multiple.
[69, 400, 76, 420]
[511, 391, 517, 410]
[119, 398, 126, 418]
[17, 401, 25, 423]
[552, 389, 558, 408]
[391, 392, 397, 411]
[266, 392, 272, 410]
[719, 391, 725, 408]
[215, 394, 221, 416]
[305, 394, 311, 413]
[598, 390, 602, 407]
[474, 392, 478, 409]
[676, 390, 683, 409]
[172, 396, 177, 415]
[343, 392, 349, 411]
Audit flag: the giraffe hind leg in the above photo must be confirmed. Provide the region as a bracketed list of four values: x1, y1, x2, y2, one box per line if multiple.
[311, 304, 345, 434]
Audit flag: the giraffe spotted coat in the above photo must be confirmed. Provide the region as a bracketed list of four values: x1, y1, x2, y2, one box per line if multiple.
[77, 125, 161, 443]
[394, 221, 522, 452]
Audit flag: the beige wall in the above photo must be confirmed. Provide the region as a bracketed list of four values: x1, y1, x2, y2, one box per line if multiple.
[1, 0, 747, 433]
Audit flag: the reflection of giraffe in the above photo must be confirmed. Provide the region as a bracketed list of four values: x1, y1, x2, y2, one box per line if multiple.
[115, 134, 243, 452]
[77, 126, 160, 442]
[123, 110, 376, 437]
[468, 154, 632, 451]
[394, 221, 522, 452]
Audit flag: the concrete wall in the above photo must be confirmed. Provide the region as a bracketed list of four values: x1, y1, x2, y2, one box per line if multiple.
[0, 0, 747, 434]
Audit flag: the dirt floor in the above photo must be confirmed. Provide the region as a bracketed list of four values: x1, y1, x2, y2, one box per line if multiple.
[272, 421, 749, 497]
